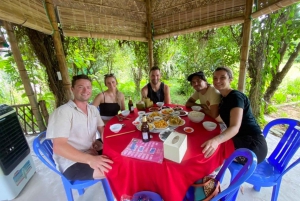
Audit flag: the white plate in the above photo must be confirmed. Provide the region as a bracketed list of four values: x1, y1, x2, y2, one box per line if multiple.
[161, 108, 174, 115]
[148, 111, 162, 118]
[168, 119, 185, 127]
[179, 111, 188, 116]
[173, 106, 183, 111]
[149, 107, 161, 112]
[159, 129, 173, 141]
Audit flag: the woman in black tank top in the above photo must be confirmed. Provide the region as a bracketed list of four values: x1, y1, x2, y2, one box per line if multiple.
[92, 74, 125, 124]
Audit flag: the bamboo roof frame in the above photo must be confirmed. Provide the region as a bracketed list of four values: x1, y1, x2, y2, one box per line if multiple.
[0, 0, 299, 93]
[0, 0, 299, 42]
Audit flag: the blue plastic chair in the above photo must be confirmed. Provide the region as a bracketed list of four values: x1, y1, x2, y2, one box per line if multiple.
[228, 118, 300, 201]
[132, 191, 163, 201]
[185, 148, 257, 201]
[33, 131, 114, 201]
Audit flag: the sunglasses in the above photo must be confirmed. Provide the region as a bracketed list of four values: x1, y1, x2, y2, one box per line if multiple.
[104, 73, 114, 77]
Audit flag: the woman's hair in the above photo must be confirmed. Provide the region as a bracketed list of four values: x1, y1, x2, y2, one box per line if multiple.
[214, 66, 233, 79]
[103, 73, 120, 105]
[72, 74, 91, 87]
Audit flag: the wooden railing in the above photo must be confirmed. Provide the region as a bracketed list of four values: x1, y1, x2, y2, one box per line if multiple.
[11, 100, 49, 135]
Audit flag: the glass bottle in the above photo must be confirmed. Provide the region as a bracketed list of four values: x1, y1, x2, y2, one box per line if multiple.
[128, 96, 134, 113]
[141, 115, 150, 142]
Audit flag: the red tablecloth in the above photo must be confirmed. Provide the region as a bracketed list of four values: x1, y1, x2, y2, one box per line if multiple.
[103, 105, 234, 201]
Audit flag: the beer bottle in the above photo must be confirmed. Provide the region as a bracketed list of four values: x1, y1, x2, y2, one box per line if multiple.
[128, 96, 134, 113]
[141, 115, 150, 142]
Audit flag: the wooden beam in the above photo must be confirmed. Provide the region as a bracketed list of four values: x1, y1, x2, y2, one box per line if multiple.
[154, 17, 244, 40]
[238, 0, 254, 92]
[3, 21, 46, 132]
[63, 30, 148, 42]
[45, 0, 71, 101]
[146, 0, 154, 69]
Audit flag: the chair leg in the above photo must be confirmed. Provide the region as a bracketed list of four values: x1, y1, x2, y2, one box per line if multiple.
[64, 187, 74, 201]
[101, 179, 114, 201]
[271, 180, 282, 201]
[253, 185, 261, 192]
[77, 188, 85, 195]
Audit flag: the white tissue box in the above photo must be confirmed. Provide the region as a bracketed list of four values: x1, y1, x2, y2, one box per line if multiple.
[163, 132, 187, 163]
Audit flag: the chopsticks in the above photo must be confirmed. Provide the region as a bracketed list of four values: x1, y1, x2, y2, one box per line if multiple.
[106, 130, 135, 138]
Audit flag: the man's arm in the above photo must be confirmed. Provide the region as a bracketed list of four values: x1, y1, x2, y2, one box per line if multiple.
[185, 97, 201, 107]
[201, 104, 219, 119]
[141, 85, 148, 99]
[164, 84, 171, 104]
[53, 137, 113, 173]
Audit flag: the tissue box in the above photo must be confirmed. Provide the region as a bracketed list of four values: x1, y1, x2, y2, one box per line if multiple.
[163, 131, 187, 163]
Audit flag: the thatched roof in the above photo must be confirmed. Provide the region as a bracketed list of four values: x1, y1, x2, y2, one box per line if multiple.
[0, 0, 299, 41]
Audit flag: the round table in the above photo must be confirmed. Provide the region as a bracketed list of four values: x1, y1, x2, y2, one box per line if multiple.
[103, 104, 234, 201]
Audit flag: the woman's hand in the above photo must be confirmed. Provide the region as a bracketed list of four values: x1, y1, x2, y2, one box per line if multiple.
[201, 137, 220, 158]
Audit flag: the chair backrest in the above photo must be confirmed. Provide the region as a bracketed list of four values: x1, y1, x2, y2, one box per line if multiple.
[263, 118, 300, 173]
[33, 131, 62, 176]
[212, 148, 258, 201]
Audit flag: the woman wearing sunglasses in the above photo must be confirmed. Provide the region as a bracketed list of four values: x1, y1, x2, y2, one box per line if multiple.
[92, 74, 125, 124]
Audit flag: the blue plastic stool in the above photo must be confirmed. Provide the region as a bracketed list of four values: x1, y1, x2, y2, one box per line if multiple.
[132, 191, 163, 201]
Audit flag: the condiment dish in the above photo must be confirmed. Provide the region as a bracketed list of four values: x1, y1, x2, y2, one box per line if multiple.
[109, 123, 123, 133]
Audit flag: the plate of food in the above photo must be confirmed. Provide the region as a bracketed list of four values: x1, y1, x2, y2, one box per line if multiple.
[136, 122, 155, 131]
[149, 106, 161, 112]
[161, 108, 174, 115]
[183, 127, 194, 133]
[159, 128, 173, 141]
[153, 119, 169, 130]
[173, 106, 183, 111]
[148, 111, 162, 118]
[179, 110, 188, 116]
[168, 116, 185, 127]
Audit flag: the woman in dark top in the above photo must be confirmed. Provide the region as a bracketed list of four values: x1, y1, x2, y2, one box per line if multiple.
[92, 74, 125, 124]
[201, 67, 267, 163]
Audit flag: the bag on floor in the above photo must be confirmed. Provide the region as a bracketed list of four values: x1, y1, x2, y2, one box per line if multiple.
[186, 176, 220, 201]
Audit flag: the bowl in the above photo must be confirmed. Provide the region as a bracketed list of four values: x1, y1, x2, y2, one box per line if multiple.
[188, 111, 205, 123]
[121, 110, 130, 117]
[109, 123, 123, 133]
[191, 105, 202, 111]
[138, 111, 146, 116]
[172, 111, 180, 116]
[156, 102, 164, 107]
[203, 121, 217, 131]
[153, 116, 163, 121]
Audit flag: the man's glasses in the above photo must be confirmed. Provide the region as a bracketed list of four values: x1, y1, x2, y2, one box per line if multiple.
[104, 73, 114, 77]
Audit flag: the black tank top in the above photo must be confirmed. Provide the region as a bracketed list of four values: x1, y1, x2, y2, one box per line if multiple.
[99, 92, 120, 116]
[147, 82, 165, 103]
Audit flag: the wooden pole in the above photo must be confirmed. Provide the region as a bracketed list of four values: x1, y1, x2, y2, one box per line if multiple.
[3, 21, 47, 132]
[146, 0, 154, 69]
[238, 0, 254, 92]
[45, 0, 71, 100]
[39, 100, 49, 125]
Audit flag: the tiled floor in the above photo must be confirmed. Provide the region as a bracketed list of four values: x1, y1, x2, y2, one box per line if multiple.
[2, 134, 300, 201]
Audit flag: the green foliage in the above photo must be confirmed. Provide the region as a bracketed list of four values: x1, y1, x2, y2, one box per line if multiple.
[271, 77, 300, 104]
[266, 105, 278, 114]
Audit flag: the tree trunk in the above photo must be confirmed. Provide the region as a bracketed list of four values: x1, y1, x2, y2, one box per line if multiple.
[24, 27, 68, 107]
[264, 41, 300, 103]
[4, 21, 47, 132]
